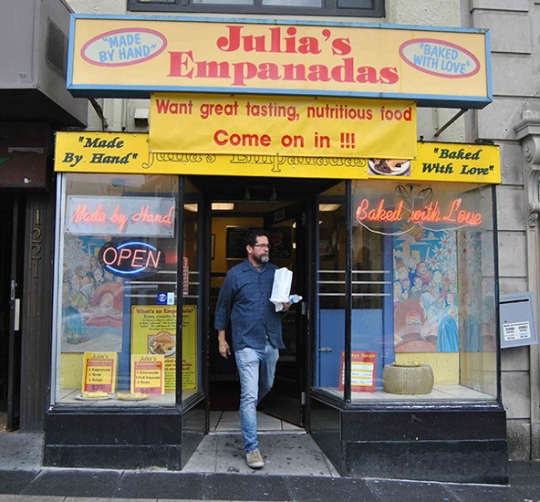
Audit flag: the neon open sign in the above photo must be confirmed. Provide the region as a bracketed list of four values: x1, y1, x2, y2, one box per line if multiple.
[98, 240, 165, 278]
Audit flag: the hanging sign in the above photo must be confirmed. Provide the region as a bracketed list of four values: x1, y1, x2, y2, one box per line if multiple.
[68, 16, 491, 108]
[131, 354, 165, 394]
[149, 94, 416, 159]
[98, 239, 165, 278]
[81, 352, 117, 393]
[65, 195, 175, 237]
[367, 142, 500, 184]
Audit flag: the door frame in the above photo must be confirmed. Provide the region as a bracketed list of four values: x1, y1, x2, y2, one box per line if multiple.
[7, 195, 23, 431]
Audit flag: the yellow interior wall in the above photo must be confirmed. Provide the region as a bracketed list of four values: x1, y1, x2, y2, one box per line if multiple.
[60, 353, 84, 389]
[396, 352, 459, 385]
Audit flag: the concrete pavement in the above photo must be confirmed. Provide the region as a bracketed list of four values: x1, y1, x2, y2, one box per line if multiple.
[1, 432, 540, 501]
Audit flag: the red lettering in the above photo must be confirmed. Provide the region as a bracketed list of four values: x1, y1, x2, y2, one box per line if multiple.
[356, 199, 404, 222]
[213, 129, 271, 147]
[118, 248, 131, 265]
[70, 204, 106, 224]
[102, 247, 118, 265]
[442, 198, 482, 226]
[145, 250, 162, 269]
[357, 197, 482, 227]
[410, 201, 441, 223]
[216, 26, 242, 52]
[132, 249, 145, 268]
[168, 51, 194, 78]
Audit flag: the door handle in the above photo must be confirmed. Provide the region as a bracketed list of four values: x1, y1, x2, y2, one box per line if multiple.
[319, 347, 333, 353]
[13, 298, 20, 331]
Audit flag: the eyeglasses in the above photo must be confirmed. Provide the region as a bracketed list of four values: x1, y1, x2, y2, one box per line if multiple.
[253, 244, 271, 249]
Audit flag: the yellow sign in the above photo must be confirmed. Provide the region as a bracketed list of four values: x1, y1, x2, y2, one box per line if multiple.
[150, 94, 416, 159]
[367, 142, 501, 184]
[55, 131, 149, 171]
[68, 17, 491, 108]
[131, 305, 197, 391]
[131, 355, 165, 395]
[55, 132, 500, 184]
[82, 352, 117, 393]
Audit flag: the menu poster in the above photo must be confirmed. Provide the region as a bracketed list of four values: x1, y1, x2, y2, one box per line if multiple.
[339, 351, 376, 392]
[131, 355, 165, 394]
[131, 305, 197, 391]
[82, 352, 117, 393]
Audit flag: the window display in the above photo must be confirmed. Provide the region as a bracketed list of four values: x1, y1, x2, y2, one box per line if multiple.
[52, 173, 188, 406]
[315, 180, 497, 402]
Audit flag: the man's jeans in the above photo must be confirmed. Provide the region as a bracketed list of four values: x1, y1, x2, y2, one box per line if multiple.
[235, 341, 279, 453]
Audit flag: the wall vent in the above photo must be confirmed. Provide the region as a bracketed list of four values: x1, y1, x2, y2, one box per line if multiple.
[46, 17, 68, 80]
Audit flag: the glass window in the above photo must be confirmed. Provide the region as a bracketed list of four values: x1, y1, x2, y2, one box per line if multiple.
[127, 0, 383, 17]
[52, 173, 181, 406]
[314, 182, 347, 397]
[182, 178, 203, 404]
[314, 180, 498, 403]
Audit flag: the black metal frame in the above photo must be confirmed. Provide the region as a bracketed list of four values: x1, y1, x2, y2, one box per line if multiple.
[127, 0, 384, 18]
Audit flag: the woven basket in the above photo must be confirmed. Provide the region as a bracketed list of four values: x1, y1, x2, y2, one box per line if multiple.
[382, 363, 434, 395]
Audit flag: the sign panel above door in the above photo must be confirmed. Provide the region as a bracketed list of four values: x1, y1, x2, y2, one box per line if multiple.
[55, 132, 501, 184]
[149, 94, 416, 159]
[67, 16, 491, 108]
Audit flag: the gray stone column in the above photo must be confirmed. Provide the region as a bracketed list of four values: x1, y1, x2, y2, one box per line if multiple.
[515, 110, 540, 458]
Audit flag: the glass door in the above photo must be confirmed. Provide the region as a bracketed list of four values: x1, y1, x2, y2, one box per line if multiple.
[260, 202, 307, 426]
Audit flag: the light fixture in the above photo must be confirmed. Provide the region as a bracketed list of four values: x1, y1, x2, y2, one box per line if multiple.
[319, 204, 341, 212]
[134, 108, 149, 127]
[212, 203, 235, 210]
[184, 203, 198, 212]
[244, 187, 251, 201]
[269, 187, 277, 201]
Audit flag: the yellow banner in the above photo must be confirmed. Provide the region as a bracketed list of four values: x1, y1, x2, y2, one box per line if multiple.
[367, 142, 500, 184]
[68, 17, 490, 108]
[55, 132, 500, 183]
[149, 94, 416, 159]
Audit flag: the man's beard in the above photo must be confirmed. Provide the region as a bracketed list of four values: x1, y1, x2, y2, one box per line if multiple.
[256, 253, 269, 264]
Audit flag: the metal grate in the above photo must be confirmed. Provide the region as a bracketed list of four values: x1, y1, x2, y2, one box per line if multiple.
[46, 18, 68, 81]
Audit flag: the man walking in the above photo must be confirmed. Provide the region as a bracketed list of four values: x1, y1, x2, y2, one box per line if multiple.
[215, 229, 290, 469]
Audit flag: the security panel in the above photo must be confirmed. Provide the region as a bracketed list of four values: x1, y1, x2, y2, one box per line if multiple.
[499, 292, 538, 348]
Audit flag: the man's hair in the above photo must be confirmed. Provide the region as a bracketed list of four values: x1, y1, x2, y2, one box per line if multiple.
[245, 229, 270, 248]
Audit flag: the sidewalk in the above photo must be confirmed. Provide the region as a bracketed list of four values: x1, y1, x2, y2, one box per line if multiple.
[1, 432, 540, 501]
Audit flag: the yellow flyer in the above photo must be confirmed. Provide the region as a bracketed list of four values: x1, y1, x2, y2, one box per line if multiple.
[131, 355, 165, 394]
[131, 305, 197, 391]
[81, 352, 117, 393]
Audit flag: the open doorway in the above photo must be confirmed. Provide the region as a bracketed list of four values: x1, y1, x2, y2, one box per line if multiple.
[0, 194, 23, 432]
[187, 175, 337, 431]
[208, 197, 304, 428]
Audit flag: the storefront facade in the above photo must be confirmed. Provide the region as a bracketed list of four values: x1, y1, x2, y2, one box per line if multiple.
[38, 11, 510, 483]
[0, 0, 87, 433]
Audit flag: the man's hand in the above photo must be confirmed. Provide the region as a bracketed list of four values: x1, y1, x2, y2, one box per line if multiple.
[218, 330, 231, 359]
[219, 339, 231, 359]
[282, 302, 292, 312]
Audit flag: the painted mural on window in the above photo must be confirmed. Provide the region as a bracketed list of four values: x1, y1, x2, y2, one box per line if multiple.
[61, 235, 124, 353]
[393, 229, 459, 353]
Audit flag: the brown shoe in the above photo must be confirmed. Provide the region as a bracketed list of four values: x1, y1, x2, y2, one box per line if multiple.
[246, 449, 264, 469]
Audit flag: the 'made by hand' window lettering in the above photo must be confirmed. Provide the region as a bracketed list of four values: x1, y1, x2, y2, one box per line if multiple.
[127, 0, 384, 18]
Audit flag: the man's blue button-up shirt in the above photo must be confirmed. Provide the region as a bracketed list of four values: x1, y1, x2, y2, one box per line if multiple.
[214, 259, 286, 351]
